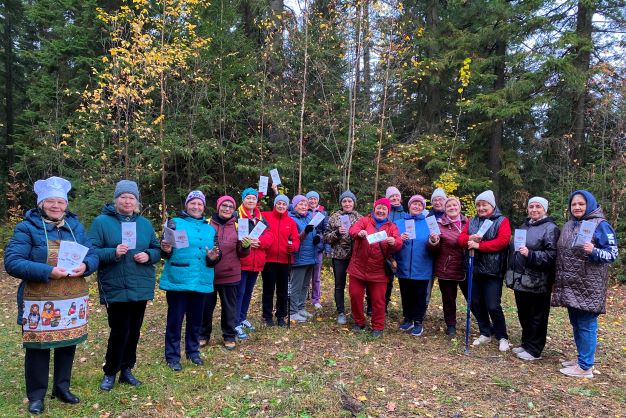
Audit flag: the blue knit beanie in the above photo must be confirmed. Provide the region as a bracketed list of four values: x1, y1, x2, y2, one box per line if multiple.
[306, 191, 320, 200]
[241, 187, 258, 201]
[274, 194, 289, 206]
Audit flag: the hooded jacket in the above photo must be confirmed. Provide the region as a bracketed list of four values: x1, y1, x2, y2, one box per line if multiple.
[393, 213, 433, 280]
[289, 209, 324, 267]
[552, 190, 618, 314]
[262, 208, 301, 264]
[505, 217, 560, 293]
[347, 214, 403, 282]
[388, 204, 406, 223]
[88, 203, 161, 304]
[5, 209, 98, 324]
[428, 214, 468, 281]
[458, 207, 511, 278]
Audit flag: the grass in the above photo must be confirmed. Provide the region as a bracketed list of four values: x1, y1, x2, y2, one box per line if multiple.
[0, 263, 625, 417]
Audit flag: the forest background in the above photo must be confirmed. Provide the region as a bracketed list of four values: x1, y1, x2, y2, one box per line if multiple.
[0, 0, 624, 279]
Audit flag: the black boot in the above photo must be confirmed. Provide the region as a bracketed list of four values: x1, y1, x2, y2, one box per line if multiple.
[27, 399, 44, 414]
[119, 368, 142, 386]
[51, 388, 80, 404]
[99, 374, 116, 391]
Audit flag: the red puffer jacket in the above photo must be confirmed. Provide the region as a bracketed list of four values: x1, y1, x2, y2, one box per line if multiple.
[428, 215, 468, 281]
[262, 209, 301, 264]
[347, 214, 403, 282]
[237, 209, 274, 273]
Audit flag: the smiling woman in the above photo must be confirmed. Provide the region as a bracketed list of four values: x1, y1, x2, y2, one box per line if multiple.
[3, 176, 98, 415]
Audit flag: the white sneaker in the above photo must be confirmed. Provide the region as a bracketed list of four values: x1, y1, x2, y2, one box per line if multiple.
[516, 350, 541, 361]
[472, 335, 492, 346]
[298, 309, 313, 318]
[559, 364, 593, 378]
[561, 359, 576, 367]
[241, 320, 256, 331]
[314, 303, 323, 310]
[512, 346, 525, 354]
[499, 338, 510, 352]
[290, 313, 307, 322]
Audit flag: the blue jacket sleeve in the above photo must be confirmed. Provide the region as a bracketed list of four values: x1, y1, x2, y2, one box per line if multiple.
[589, 221, 618, 263]
[75, 222, 99, 276]
[88, 218, 118, 265]
[4, 222, 53, 282]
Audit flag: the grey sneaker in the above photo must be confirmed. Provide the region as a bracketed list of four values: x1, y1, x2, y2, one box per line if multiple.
[337, 313, 347, 325]
[512, 346, 525, 354]
[290, 313, 307, 322]
[298, 309, 313, 318]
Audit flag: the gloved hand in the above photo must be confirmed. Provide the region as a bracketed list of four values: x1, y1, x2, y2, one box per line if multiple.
[304, 225, 314, 234]
[313, 235, 321, 245]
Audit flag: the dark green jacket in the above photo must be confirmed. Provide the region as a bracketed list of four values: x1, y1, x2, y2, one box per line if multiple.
[88, 204, 161, 304]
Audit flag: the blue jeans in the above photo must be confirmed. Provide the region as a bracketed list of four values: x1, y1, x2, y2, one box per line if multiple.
[237, 271, 258, 324]
[567, 307, 599, 370]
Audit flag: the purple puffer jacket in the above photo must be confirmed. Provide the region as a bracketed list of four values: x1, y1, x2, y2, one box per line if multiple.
[428, 214, 467, 281]
[210, 214, 250, 285]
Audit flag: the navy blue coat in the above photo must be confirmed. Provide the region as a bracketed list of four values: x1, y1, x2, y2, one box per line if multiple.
[4, 209, 98, 324]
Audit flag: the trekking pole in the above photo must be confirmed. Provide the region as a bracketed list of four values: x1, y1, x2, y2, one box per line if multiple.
[287, 237, 293, 329]
[464, 249, 475, 355]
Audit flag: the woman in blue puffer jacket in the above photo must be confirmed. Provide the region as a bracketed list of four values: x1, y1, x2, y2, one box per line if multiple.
[4, 176, 98, 414]
[394, 194, 434, 337]
[288, 195, 324, 323]
[160, 191, 221, 372]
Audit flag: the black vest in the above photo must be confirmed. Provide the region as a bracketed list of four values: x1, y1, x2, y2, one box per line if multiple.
[467, 208, 508, 278]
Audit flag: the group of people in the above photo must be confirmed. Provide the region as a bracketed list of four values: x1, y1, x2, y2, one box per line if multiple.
[4, 176, 618, 415]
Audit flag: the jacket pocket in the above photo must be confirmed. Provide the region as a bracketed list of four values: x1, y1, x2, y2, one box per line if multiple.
[171, 262, 190, 267]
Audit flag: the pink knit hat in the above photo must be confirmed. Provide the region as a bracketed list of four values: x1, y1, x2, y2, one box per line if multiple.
[217, 195, 236, 208]
[373, 198, 391, 212]
[407, 194, 426, 208]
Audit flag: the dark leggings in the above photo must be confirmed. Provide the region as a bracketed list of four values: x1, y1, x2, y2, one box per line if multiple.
[398, 278, 430, 323]
[332, 258, 350, 314]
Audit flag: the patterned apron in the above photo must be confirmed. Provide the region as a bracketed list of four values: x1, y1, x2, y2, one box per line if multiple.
[22, 222, 89, 349]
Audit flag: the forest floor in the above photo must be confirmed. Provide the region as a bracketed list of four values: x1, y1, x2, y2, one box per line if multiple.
[0, 263, 624, 418]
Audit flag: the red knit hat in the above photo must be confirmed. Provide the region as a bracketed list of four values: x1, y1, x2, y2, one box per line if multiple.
[373, 198, 391, 212]
[216, 195, 236, 208]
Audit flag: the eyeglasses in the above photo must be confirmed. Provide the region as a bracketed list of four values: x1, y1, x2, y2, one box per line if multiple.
[220, 204, 235, 210]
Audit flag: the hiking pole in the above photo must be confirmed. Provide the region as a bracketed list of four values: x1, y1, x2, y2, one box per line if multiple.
[464, 249, 475, 355]
[287, 237, 293, 329]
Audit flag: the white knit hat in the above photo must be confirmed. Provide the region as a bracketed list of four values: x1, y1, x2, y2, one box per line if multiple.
[475, 190, 496, 208]
[528, 196, 549, 212]
[34, 176, 71, 204]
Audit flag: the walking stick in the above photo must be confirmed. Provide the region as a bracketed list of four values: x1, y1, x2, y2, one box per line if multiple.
[287, 238, 293, 329]
[464, 249, 475, 355]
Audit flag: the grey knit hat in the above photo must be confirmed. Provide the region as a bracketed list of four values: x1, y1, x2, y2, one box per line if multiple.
[114, 180, 140, 200]
[274, 194, 290, 206]
[339, 190, 357, 205]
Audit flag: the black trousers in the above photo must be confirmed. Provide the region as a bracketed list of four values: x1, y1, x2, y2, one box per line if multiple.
[262, 262, 289, 320]
[103, 300, 147, 375]
[25, 345, 76, 401]
[515, 290, 551, 357]
[439, 279, 469, 326]
[201, 283, 238, 343]
[471, 274, 508, 340]
[398, 278, 430, 323]
[332, 258, 350, 314]
[164, 291, 205, 362]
